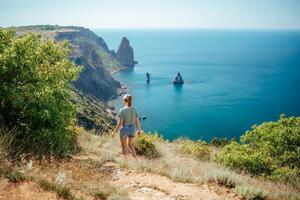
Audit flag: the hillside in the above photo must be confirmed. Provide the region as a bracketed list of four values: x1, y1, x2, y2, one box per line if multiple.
[16, 25, 125, 101]
[13, 25, 127, 132]
[71, 88, 115, 134]
[1, 131, 299, 200]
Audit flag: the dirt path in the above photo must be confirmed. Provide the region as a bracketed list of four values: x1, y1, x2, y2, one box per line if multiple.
[101, 162, 239, 200]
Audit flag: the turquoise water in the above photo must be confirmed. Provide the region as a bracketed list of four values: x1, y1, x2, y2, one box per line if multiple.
[94, 29, 300, 141]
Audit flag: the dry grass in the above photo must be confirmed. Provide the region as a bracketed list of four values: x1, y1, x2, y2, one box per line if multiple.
[0, 167, 26, 183]
[38, 179, 74, 200]
[1, 131, 299, 200]
[86, 132, 300, 200]
[0, 131, 128, 200]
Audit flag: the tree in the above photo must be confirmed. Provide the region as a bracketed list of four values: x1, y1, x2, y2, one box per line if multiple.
[0, 28, 81, 159]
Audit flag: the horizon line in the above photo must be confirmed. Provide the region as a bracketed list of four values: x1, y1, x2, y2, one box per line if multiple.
[2, 24, 300, 31]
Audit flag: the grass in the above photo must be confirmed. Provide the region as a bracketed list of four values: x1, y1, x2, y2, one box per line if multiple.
[1, 167, 26, 183]
[0, 131, 298, 200]
[234, 184, 267, 200]
[88, 132, 299, 200]
[38, 179, 74, 200]
[94, 182, 129, 200]
[0, 126, 24, 161]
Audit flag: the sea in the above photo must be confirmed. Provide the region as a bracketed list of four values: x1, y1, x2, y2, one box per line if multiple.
[93, 29, 300, 141]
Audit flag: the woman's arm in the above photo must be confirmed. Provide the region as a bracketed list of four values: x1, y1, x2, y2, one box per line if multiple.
[135, 116, 141, 136]
[112, 118, 123, 138]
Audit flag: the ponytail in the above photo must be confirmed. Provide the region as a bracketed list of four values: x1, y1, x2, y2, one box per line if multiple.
[123, 94, 132, 107]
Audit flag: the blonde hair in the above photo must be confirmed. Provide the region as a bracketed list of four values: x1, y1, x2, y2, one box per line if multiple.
[123, 94, 132, 107]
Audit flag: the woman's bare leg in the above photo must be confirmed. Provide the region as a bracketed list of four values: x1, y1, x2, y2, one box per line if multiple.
[120, 136, 129, 156]
[128, 137, 137, 158]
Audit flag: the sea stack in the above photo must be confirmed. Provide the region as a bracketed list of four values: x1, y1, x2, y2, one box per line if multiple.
[116, 37, 137, 67]
[173, 72, 184, 85]
[146, 72, 150, 82]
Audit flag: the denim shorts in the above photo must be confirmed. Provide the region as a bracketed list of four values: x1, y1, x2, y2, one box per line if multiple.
[120, 124, 135, 138]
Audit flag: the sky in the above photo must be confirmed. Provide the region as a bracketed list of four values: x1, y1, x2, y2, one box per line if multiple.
[1, 0, 300, 29]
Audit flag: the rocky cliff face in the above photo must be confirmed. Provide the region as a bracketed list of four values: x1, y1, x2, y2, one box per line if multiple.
[17, 25, 125, 100]
[53, 26, 124, 100]
[116, 37, 136, 67]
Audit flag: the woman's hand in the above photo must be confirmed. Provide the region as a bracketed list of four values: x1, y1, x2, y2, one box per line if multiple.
[136, 129, 141, 137]
[111, 130, 116, 138]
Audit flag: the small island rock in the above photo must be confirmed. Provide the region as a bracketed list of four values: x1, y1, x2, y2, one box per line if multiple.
[146, 72, 150, 82]
[173, 72, 184, 85]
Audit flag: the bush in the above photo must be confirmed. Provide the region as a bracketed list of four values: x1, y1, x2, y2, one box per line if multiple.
[217, 115, 300, 185]
[177, 138, 212, 161]
[210, 137, 231, 147]
[0, 29, 81, 159]
[134, 133, 161, 159]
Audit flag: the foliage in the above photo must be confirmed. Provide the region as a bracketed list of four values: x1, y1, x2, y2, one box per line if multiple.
[134, 133, 161, 159]
[217, 115, 300, 185]
[176, 138, 212, 161]
[210, 137, 237, 147]
[0, 29, 81, 159]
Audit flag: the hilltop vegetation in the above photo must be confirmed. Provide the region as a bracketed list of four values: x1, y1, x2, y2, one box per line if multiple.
[217, 114, 300, 186]
[0, 28, 81, 159]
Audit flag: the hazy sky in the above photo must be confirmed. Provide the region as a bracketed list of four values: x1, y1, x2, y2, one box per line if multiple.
[1, 0, 300, 29]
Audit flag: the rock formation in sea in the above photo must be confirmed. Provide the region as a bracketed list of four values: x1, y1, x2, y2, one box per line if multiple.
[173, 72, 184, 85]
[146, 72, 150, 82]
[116, 37, 137, 67]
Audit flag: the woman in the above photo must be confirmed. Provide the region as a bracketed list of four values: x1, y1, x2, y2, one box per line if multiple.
[112, 94, 141, 158]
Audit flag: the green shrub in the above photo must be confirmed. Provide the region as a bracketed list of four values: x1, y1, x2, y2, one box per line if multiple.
[210, 137, 231, 147]
[217, 115, 300, 185]
[38, 179, 74, 199]
[177, 139, 212, 161]
[234, 185, 267, 200]
[0, 29, 81, 159]
[134, 133, 161, 159]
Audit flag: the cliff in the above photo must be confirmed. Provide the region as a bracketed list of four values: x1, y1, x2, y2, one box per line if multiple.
[54, 26, 125, 100]
[116, 37, 137, 67]
[16, 25, 125, 101]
